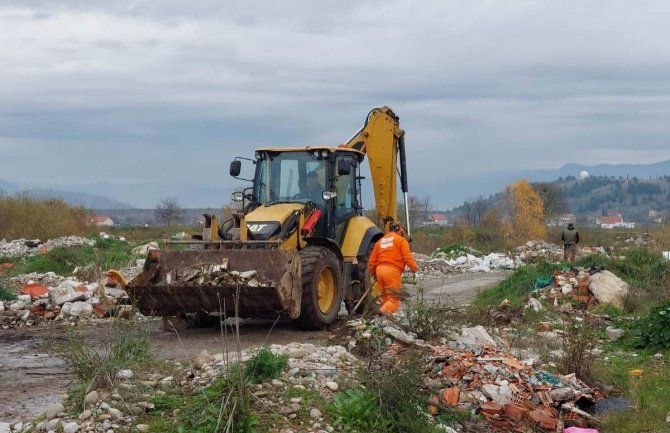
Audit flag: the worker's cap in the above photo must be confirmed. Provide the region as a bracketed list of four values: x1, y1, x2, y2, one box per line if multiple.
[389, 222, 401, 232]
[567, 223, 575, 229]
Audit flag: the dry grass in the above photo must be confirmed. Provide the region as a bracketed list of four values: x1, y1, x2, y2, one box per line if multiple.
[0, 195, 89, 240]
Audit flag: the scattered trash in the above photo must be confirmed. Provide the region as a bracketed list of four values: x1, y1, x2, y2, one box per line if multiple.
[0, 236, 95, 258]
[131, 242, 159, 256]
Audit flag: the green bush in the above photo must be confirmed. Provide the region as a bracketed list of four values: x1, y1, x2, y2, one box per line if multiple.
[326, 389, 388, 433]
[632, 301, 670, 349]
[175, 375, 257, 433]
[244, 347, 288, 384]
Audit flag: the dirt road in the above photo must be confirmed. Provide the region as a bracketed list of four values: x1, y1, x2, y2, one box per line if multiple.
[0, 271, 507, 425]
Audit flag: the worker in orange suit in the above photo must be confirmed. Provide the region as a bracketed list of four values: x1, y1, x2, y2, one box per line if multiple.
[368, 223, 419, 314]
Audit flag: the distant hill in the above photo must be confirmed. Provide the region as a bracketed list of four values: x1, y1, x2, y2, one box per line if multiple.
[0, 179, 18, 194]
[450, 175, 670, 223]
[431, 159, 670, 208]
[21, 189, 134, 209]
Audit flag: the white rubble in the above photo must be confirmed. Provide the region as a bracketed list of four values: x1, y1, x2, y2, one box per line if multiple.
[0, 236, 95, 258]
[456, 326, 497, 349]
[589, 270, 630, 310]
[131, 242, 159, 255]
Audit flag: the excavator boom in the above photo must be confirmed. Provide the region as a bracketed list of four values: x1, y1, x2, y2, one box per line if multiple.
[344, 107, 410, 234]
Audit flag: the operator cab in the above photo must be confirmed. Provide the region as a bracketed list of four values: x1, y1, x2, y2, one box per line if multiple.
[230, 147, 364, 241]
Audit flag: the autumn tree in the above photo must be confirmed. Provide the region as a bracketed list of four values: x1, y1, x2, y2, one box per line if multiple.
[506, 180, 546, 240]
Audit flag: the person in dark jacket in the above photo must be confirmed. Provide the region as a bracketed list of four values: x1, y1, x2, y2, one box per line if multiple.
[561, 222, 580, 261]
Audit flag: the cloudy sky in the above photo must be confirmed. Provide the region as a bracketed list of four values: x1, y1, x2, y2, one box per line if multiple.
[1, 0, 670, 207]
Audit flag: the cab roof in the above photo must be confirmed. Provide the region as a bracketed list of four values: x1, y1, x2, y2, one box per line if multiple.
[255, 146, 364, 155]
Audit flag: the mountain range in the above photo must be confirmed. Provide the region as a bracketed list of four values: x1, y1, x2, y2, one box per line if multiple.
[2, 159, 669, 210]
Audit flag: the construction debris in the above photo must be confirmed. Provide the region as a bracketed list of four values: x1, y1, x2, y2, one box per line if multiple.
[131, 242, 159, 256]
[0, 268, 139, 328]
[0, 236, 95, 258]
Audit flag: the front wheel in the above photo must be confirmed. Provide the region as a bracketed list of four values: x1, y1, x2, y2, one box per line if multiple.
[293, 247, 343, 330]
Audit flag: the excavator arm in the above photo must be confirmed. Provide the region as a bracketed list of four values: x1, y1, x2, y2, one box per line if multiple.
[344, 107, 411, 235]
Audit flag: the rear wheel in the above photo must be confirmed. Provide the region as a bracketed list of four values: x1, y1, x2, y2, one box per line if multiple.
[293, 246, 343, 330]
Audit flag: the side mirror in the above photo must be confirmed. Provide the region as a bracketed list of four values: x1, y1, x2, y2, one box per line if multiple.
[230, 160, 242, 177]
[322, 190, 338, 201]
[231, 192, 244, 202]
[337, 159, 352, 176]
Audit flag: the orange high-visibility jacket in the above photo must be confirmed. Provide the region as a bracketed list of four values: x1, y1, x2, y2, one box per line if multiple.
[368, 231, 419, 275]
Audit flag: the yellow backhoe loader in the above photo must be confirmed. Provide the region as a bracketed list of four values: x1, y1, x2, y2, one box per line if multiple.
[127, 107, 411, 329]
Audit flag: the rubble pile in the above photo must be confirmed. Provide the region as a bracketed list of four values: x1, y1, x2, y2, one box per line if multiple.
[530, 266, 630, 310]
[346, 317, 601, 431]
[517, 241, 608, 264]
[426, 340, 598, 431]
[16, 343, 358, 433]
[157, 263, 271, 288]
[98, 232, 127, 242]
[0, 236, 95, 258]
[517, 241, 564, 262]
[418, 252, 516, 276]
[0, 271, 136, 328]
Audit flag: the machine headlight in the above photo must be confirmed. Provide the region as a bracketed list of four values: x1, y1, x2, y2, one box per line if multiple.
[320, 150, 329, 158]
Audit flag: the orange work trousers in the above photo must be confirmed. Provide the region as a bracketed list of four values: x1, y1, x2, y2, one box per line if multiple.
[376, 265, 403, 314]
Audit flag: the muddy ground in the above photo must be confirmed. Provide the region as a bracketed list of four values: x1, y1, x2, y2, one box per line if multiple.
[0, 271, 507, 425]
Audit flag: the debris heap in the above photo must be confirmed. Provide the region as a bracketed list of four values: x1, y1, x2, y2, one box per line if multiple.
[0, 236, 95, 258]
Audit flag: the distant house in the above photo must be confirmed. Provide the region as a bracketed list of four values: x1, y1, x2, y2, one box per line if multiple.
[549, 213, 576, 227]
[598, 214, 635, 229]
[424, 213, 448, 227]
[91, 215, 114, 226]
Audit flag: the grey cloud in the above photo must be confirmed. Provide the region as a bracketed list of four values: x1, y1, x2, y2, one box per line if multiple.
[1, 1, 670, 207]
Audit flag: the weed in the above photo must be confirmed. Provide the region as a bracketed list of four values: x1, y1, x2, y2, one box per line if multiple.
[244, 347, 288, 384]
[630, 301, 670, 349]
[0, 284, 17, 301]
[364, 352, 441, 433]
[405, 281, 460, 339]
[174, 375, 257, 433]
[58, 317, 151, 407]
[326, 389, 388, 433]
[557, 316, 598, 382]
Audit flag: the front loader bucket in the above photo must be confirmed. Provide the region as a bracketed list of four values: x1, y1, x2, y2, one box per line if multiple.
[126, 249, 302, 319]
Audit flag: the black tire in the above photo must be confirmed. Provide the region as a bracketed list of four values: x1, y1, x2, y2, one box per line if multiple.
[346, 242, 376, 314]
[293, 246, 343, 330]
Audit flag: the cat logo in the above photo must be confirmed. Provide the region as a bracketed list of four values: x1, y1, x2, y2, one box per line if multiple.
[248, 224, 269, 232]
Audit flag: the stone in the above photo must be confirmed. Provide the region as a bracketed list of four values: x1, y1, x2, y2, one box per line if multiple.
[606, 327, 625, 342]
[589, 270, 630, 309]
[84, 390, 99, 406]
[481, 384, 512, 405]
[666, 410, 670, 425]
[310, 408, 322, 419]
[9, 301, 28, 311]
[271, 379, 285, 387]
[279, 403, 301, 415]
[78, 410, 92, 421]
[526, 298, 543, 312]
[136, 425, 150, 432]
[46, 403, 65, 420]
[115, 369, 133, 380]
[46, 418, 61, 431]
[108, 408, 124, 419]
[456, 326, 497, 349]
[315, 365, 337, 378]
[193, 350, 212, 370]
[655, 353, 664, 360]
[325, 381, 339, 391]
[131, 242, 159, 256]
[63, 421, 80, 433]
[550, 387, 575, 402]
[288, 349, 310, 359]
